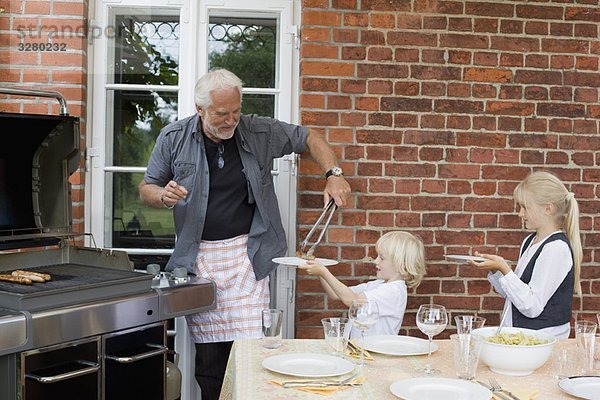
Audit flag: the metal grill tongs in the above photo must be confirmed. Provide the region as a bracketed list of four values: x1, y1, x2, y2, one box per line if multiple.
[300, 199, 338, 258]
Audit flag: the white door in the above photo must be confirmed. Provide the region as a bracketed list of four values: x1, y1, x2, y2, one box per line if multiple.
[88, 1, 299, 398]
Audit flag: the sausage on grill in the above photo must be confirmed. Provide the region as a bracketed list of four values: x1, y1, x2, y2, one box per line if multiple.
[12, 269, 51, 282]
[0, 274, 33, 285]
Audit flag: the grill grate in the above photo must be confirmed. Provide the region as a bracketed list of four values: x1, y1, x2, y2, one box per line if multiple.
[0, 264, 154, 311]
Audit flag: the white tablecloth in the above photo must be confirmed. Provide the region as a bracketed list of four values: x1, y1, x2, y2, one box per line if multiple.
[220, 338, 578, 399]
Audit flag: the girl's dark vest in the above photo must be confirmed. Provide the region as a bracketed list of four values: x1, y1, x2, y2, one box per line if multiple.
[511, 232, 574, 330]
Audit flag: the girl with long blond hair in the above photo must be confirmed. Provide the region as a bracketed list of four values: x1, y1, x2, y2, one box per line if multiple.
[473, 171, 582, 339]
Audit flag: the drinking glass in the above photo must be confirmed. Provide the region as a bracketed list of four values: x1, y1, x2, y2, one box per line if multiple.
[417, 304, 448, 375]
[348, 299, 379, 367]
[321, 317, 350, 356]
[262, 309, 283, 349]
[450, 333, 484, 380]
[454, 315, 486, 335]
[575, 319, 598, 374]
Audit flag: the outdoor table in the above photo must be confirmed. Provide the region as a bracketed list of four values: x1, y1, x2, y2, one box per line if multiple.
[219, 338, 579, 399]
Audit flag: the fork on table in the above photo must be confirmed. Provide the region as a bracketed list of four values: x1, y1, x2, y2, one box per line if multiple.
[488, 377, 521, 400]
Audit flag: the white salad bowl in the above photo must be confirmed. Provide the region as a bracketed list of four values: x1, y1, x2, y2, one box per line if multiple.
[471, 326, 557, 376]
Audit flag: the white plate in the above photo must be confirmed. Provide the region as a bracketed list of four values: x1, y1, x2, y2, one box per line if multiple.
[390, 378, 492, 400]
[272, 256, 338, 266]
[445, 254, 487, 263]
[262, 353, 354, 378]
[559, 377, 600, 400]
[362, 335, 438, 356]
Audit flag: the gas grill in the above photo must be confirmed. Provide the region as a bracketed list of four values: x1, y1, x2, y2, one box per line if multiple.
[0, 88, 216, 400]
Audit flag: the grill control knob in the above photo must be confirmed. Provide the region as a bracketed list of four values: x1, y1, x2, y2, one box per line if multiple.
[147, 264, 161, 275]
[172, 267, 188, 279]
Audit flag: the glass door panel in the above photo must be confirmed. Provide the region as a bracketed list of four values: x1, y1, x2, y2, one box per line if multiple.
[108, 171, 175, 249]
[110, 90, 178, 167]
[208, 17, 277, 89]
[110, 14, 180, 85]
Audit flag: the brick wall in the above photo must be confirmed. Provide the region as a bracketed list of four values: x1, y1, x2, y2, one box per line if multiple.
[297, 0, 600, 339]
[1, 0, 598, 339]
[0, 0, 88, 235]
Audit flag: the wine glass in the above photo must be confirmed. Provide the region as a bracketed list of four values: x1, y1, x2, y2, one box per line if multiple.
[416, 304, 448, 375]
[348, 299, 380, 368]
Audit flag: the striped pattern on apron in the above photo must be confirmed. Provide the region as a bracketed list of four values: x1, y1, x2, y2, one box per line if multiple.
[186, 234, 270, 343]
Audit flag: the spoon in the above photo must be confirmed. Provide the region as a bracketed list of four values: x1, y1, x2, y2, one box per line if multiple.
[496, 305, 509, 335]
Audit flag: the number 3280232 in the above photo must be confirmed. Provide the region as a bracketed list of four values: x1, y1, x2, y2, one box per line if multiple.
[18, 43, 67, 51]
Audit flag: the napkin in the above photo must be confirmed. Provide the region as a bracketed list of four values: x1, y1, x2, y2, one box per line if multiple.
[269, 376, 365, 396]
[346, 340, 374, 361]
[492, 386, 538, 400]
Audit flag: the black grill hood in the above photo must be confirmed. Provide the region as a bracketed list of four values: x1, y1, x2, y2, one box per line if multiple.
[0, 110, 79, 250]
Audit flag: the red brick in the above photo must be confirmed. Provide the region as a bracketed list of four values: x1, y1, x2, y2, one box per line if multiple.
[302, 60, 354, 76]
[491, 37, 540, 52]
[474, 18, 498, 33]
[448, 50, 472, 64]
[575, 23, 598, 38]
[499, 85, 522, 99]
[301, 43, 338, 58]
[515, 69, 562, 84]
[440, 33, 489, 49]
[465, 2, 514, 17]
[464, 67, 511, 82]
[575, 88, 598, 102]
[387, 31, 437, 47]
[302, 77, 338, 92]
[565, 6, 600, 22]
[340, 79, 366, 93]
[367, 46, 393, 61]
[303, 10, 342, 26]
[525, 21, 548, 35]
[367, 80, 393, 94]
[371, 12, 399, 29]
[500, 19, 523, 34]
[551, 55, 575, 69]
[516, 5, 565, 20]
[472, 84, 496, 98]
[525, 54, 549, 68]
[486, 101, 535, 116]
[358, 63, 408, 79]
[575, 56, 599, 71]
[332, 0, 357, 9]
[423, 16, 447, 30]
[551, 22, 574, 37]
[421, 82, 445, 96]
[333, 28, 358, 43]
[542, 38, 590, 54]
[394, 47, 420, 62]
[500, 53, 523, 67]
[343, 13, 368, 27]
[449, 17, 472, 31]
[301, 27, 330, 42]
[361, 0, 411, 11]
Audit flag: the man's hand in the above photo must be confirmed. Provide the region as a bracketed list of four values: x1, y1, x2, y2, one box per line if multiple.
[324, 175, 351, 207]
[161, 180, 188, 208]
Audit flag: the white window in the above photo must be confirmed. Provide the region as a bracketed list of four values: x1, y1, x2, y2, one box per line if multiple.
[88, 0, 299, 262]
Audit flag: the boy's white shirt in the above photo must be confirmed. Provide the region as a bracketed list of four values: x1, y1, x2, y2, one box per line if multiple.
[488, 230, 572, 339]
[349, 279, 407, 338]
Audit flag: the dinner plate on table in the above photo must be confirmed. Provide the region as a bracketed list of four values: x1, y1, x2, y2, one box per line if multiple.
[362, 335, 438, 356]
[390, 378, 492, 400]
[272, 257, 338, 267]
[262, 353, 354, 377]
[444, 254, 487, 264]
[558, 377, 600, 399]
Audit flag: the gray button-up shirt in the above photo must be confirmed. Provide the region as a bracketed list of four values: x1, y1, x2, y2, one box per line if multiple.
[144, 114, 308, 281]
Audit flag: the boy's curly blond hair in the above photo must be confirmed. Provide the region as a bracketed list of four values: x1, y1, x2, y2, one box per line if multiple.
[375, 231, 426, 288]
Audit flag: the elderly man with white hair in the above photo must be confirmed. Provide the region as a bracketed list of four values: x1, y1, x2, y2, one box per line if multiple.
[139, 68, 351, 399]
